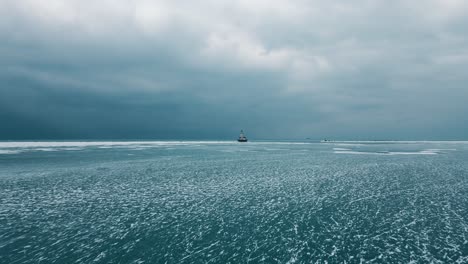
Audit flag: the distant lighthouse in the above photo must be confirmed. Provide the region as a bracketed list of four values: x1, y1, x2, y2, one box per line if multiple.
[237, 130, 248, 142]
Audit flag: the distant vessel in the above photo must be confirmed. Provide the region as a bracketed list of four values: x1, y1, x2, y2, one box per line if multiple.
[238, 130, 248, 142]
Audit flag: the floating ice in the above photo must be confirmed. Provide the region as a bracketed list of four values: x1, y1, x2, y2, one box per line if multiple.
[334, 150, 438, 155]
[1, 141, 467, 263]
[332, 148, 351, 151]
[0, 150, 21, 155]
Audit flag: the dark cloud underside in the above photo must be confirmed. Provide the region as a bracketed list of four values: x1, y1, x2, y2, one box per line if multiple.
[1, 0, 468, 140]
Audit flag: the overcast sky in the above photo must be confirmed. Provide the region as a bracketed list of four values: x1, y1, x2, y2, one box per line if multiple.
[1, 0, 468, 140]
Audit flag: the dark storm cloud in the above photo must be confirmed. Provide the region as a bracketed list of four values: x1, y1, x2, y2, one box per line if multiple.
[1, 0, 468, 140]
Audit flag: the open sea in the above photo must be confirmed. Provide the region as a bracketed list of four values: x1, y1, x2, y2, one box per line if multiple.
[1, 141, 468, 263]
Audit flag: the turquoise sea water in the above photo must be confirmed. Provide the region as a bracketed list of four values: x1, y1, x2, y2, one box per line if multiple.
[1, 141, 468, 263]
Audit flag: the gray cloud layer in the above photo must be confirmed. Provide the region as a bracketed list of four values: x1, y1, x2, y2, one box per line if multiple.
[1, 0, 468, 140]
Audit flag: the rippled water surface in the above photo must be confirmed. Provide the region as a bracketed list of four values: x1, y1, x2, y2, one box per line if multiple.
[1, 141, 468, 263]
